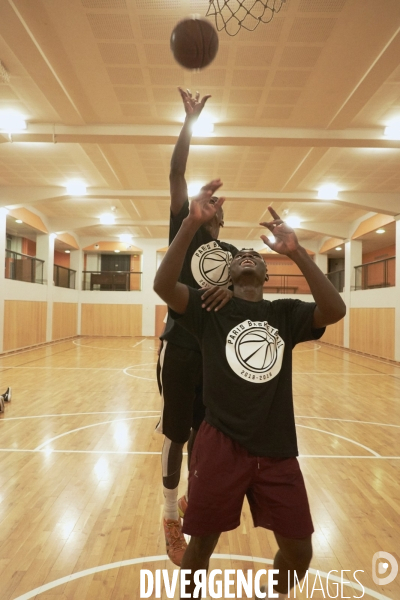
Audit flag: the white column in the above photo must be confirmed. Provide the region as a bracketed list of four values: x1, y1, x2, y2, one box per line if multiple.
[314, 253, 328, 274]
[0, 209, 7, 352]
[395, 218, 400, 361]
[36, 233, 55, 342]
[70, 248, 84, 334]
[343, 239, 362, 348]
[141, 240, 162, 337]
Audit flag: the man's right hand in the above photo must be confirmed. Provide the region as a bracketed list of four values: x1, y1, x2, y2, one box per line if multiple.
[187, 180, 224, 226]
[178, 87, 211, 120]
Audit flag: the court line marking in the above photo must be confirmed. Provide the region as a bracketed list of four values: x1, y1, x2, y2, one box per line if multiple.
[123, 365, 157, 381]
[34, 415, 158, 451]
[296, 416, 400, 429]
[11, 553, 393, 600]
[0, 410, 160, 422]
[296, 424, 381, 457]
[293, 344, 321, 352]
[1, 362, 157, 373]
[72, 339, 154, 352]
[0, 448, 399, 459]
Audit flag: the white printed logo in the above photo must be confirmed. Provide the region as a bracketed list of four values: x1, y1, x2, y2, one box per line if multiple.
[226, 320, 285, 384]
[372, 551, 398, 586]
[191, 241, 232, 288]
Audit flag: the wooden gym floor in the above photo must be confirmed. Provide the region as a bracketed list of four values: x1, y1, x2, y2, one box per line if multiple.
[0, 337, 399, 600]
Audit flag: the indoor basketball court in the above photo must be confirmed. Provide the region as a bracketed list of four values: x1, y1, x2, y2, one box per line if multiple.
[0, 0, 399, 599]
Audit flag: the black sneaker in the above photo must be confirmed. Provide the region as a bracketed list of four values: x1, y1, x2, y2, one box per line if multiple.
[3, 387, 11, 402]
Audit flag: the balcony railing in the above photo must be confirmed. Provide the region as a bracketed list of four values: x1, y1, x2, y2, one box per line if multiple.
[82, 270, 142, 291]
[326, 269, 344, 293]
[263, 274, 311, 295]
[354, 257, 395, 290]
[54, 264, 76, 289]
[5, 250, 44, 284]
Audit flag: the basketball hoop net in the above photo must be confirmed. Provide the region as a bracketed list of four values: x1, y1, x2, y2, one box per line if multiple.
[206, 0, 286, 36]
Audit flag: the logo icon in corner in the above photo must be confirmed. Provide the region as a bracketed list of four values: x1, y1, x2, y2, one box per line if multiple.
[372, 551, 398, 586]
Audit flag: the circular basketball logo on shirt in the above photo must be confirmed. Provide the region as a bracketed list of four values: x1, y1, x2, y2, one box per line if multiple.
[191, 241, 232, 288]
[226, 319, 285, 383]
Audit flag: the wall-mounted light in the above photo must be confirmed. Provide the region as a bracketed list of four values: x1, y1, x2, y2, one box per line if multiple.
[15, 219, 23, 223]
[114, 249, 120, 253]
[335, 247, 342, 251]
[376, 229, 385, 234]
[65, 250, 71, 254]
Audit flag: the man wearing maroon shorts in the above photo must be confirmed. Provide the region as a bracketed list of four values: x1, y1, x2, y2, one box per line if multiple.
[154, 180, 346, 599]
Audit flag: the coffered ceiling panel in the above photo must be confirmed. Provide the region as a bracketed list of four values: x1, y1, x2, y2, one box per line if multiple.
[0, 0, 399, 250]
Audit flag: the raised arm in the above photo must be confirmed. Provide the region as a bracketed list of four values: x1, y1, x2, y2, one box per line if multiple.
[170, 88, 211, 216]
[154, 180, 224, 314]
[260, 207, 346, 328]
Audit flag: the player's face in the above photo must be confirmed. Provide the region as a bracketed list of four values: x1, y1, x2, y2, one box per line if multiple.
[203, 196, 224, 239]
[230, 249, 267, 284]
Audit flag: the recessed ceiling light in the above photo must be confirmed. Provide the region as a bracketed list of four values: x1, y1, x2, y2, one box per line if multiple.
[335, 247, 342, 251]
[65, 250, 71, 254]
[376, 229, 385, 234]
[188, 181, 204, 197]
[318, 184, 339, 200]
[119, 234, 133, 244]
[0, 110, 27, 133]
[384, 119, 400, 140]
[285, 216, 301, 228]
[191, 113, 214, 137]
[15, 219, 23, 223]
[65, 180, 87, 196]
[99, 213, 115, 225]
[114, 249, 120, 253]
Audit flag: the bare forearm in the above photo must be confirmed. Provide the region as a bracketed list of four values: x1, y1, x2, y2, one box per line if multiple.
[170, 117, 194, 175]
[289, 246, 346, 326]
[153, 218, 198, 310]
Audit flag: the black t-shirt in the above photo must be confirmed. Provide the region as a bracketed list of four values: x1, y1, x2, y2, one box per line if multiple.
[161, 200, 238, 351]
[173, 288, 325, 457]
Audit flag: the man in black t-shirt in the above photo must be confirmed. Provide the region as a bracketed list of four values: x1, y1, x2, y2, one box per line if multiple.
[157, 89, 237, 567]
[154, 180, 346, 599]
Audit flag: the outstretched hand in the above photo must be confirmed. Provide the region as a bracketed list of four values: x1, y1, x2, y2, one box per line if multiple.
[188, 179, 224, 225]
[260, 207, 300, 256]
[178, 87, 211, 119]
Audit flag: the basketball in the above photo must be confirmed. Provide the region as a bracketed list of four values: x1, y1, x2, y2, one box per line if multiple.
[170, 17, 219, 70]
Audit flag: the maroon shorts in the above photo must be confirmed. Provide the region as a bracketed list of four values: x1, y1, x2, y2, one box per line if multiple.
[182, 422, 314, 540]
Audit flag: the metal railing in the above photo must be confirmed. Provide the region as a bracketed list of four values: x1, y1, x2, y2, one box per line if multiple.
[263, 274, 311, 295]
[326, 269, 344, 293]
[354, 257, 395, 290]
[54, 264, 76, 289]
[5, 249, 44, 284]
[82, 270, 142, 291]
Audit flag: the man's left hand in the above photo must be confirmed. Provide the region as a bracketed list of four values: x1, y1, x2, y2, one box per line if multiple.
[260, 206, 300, 256]
[201, 286, 232, 311]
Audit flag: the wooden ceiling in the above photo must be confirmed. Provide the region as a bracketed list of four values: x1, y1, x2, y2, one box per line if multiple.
[0, 0, 399, 253]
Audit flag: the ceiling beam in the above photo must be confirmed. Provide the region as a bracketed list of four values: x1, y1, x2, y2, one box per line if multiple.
[3, 124, 400, 149]
[2, 187, 400, 216]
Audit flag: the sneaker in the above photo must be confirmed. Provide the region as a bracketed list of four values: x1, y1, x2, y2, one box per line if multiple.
[0, 396, 4, 413]
[3, 387, 11, 402]
[177, 495, 188, 519]
[163, 518, 187, 566]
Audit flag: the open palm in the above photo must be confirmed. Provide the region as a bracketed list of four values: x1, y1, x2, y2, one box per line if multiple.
[189, 180, 224, 225]
[260, 207, 299, 256]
